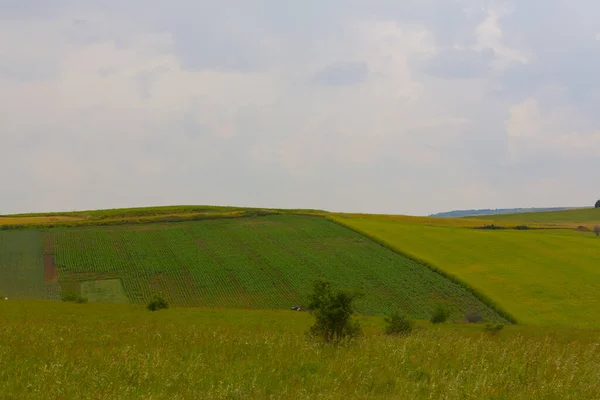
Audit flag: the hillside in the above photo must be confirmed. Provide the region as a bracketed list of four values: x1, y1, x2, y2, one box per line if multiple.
[0, 214, 506, 322]
[333, 214, 600, 328]
[469, 207, 600, 226]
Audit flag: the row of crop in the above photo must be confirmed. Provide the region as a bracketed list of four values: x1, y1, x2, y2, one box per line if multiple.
[50, 215, 506, 321]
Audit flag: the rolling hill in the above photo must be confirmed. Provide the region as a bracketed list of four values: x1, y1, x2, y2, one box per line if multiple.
[0, 214, 507, 323]
[2, 205, 599, 328]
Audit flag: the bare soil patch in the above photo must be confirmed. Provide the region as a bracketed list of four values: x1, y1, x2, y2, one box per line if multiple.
[43, 255, 58, 283]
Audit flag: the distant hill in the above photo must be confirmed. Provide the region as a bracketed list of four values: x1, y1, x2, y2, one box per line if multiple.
[429, 207, 578, 218]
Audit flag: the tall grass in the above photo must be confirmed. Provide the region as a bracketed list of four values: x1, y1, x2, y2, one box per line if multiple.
[0, 301, 598, 399]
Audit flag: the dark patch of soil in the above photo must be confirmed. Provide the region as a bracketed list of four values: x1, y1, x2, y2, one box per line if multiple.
[43, 255, 58, 282]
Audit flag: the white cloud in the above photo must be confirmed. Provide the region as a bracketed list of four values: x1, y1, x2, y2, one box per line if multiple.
[475, 8, 528, 69]
[0, 1, 599, 215]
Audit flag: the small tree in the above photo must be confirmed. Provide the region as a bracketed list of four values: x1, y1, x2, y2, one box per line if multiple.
[595, 199, 600, 208]
[147, 295, 169, 311]
[430, 304, 451, 324]
[384, 311, 414, 336]
[307, 279, 362, 343]
[594, 225, 600, 237]
[61, 292, 88, 304]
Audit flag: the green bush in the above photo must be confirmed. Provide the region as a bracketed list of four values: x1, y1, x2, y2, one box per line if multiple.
[61, 292, 88, 304]
[147, 296, 169, 311]
[306, 279, 362, 343]
[484, 323, 504, 335]
[430, 304, 451, 324]
[384, 311, 414, 336]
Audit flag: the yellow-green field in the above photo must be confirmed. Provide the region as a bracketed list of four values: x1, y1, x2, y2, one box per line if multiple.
[0, 300, 598, 400]
[333, 215, 600, 328]
[468, 207, 600, 227]
[0, 216, 85, 226]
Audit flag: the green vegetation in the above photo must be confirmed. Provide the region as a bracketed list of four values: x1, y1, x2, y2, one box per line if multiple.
[470, 207, 600, 226]
[61, 292, 88, 303]
[430, 304, 451, 324]
[79, 279, 129, 303]
[0, 300, 598, 399]
[0, 231, 45, 299]
[147, 295, 169, 311]
[334, 215, 600, 327]
[384, 311, 414, 336]
[0, 205, 326, 229]
[40, 215, 506, 321]
[306, 279, 362, 343]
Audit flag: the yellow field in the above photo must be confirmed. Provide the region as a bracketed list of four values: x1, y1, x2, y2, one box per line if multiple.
[0, 216, 85, 226]
[333, 215, 600, 328]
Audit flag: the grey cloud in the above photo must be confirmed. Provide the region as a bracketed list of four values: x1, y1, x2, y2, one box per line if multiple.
[0, 55, 58, 82]
[312, 62, 369, 86]
[421, 48, 495, 79]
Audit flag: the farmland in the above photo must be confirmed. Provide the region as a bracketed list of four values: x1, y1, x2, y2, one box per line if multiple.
[42, 215, 505, 322]
[0, 300, 598, 399]
[334, 215, 600, 328]
[468, 207, 600, 227]
[0, 231, 46, 299]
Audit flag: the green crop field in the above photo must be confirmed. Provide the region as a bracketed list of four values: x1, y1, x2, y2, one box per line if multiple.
[0, 300, 598, 399]
[0, 231, 46, 299]
[53, 215, 506, 321]
[0, 215, 508, 322]
[334, 215, 600, 328]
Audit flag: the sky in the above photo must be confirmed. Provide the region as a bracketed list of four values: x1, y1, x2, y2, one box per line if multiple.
[1, 0, 599, 216]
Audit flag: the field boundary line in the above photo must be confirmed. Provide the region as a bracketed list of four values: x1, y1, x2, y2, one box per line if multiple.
[327, 216, 518, 324]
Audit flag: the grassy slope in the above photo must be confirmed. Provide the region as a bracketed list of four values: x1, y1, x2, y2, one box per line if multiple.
[40, 215, 504, 321]
[0, 300, 598, 400]
[0, 205, 326, 228]
[333, 216, 600, 328]
[469, 207, 600, 227]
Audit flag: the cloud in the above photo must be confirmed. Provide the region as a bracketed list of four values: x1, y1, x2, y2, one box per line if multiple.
[1, 0, 599, 216]
[313, 62, 369, 86]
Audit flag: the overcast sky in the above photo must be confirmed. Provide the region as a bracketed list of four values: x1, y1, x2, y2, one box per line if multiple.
[2, 1, 599, 216]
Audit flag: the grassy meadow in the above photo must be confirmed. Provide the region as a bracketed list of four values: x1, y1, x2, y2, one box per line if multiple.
[333, 215, 600, 327]
[0, 300, 598, 400]
[468, 207, 600, 227]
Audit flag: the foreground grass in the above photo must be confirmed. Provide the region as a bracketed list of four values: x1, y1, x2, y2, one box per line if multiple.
[333, 216, 600, 328]
[0, 301, 598, 399]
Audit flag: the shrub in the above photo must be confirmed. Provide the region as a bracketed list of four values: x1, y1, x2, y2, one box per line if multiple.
[477, 224, 507, 230]
[61, 292, 88, 304]
[514, 225, 530, 230]
[384, 311, 414, 336]
[484, 323, 504, 335]
[465, 309, 484, 323]
[306, 279, 362, 343]
[430, 304, 451, 324]
[147, 295, 169, 311]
